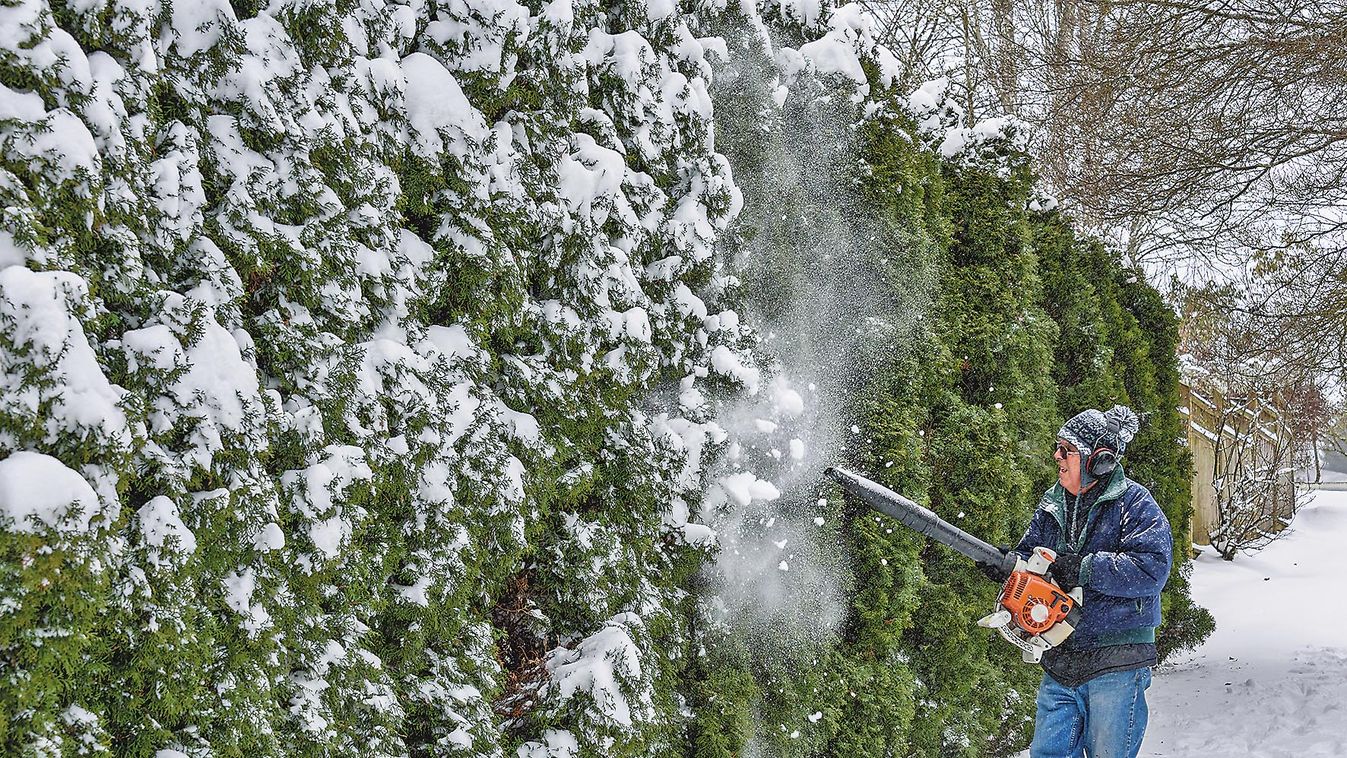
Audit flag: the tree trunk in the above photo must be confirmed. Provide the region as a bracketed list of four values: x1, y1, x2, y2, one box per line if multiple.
[1313, 427, 1322, 483]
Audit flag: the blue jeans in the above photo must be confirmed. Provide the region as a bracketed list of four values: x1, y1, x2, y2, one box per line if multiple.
[1030, 668, 1151, 758]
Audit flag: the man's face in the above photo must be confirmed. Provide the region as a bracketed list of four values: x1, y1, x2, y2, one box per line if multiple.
[1054, 439, 1083, 495]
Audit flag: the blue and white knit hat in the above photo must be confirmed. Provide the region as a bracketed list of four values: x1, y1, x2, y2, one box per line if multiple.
[1058, 404, 1141, 457]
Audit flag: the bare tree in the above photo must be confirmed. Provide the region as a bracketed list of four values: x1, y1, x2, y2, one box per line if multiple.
[862, 0, 1347, 379]
[1205, 388, 1303, 559]
[1231, 246, 1347, 379]
[865, 0, 1347, 256]
[1178, 283, 1327, 557]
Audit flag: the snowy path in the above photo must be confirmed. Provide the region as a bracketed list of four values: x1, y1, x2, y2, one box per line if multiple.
[1142, 488, 1347, 757]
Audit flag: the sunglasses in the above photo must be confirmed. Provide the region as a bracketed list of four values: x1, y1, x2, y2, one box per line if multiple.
[1053, 441, 1079, 458]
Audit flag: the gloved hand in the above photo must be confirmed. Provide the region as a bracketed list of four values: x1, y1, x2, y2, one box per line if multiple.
[1052, 552, 1084, 588]
[975, 545, 1013, 582]
[977, 561, 1007, 582]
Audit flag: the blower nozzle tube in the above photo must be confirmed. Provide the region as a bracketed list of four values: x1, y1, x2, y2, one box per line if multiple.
[825, 466, 1010, 570]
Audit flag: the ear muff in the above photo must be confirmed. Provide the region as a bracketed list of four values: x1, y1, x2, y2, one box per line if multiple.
[1086, 448, 1117, 477]
[1085, 415, 1125, 478]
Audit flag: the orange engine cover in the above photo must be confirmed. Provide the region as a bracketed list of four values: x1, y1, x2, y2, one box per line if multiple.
[1000, 570, 1076, 635]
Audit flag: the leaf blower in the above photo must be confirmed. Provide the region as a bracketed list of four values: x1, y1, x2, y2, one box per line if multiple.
[826, 466, 1083, 662]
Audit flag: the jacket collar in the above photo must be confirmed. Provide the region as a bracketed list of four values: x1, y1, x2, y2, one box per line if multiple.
[1039, 465, 1128, 529]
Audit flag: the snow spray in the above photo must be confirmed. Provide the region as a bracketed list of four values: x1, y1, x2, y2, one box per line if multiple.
[697, 31, 939, 751]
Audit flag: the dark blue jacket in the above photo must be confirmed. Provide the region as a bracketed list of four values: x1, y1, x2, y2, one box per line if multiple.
[1014, 466, 1173, 647]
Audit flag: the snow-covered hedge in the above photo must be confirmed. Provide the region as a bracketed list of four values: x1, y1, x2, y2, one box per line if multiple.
[1, 0, 1206, 754]
[0, 0, 765, 752]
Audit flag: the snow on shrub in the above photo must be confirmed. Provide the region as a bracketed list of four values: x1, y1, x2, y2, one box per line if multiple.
[0, 452, 102, 534]
[0, 0, 754, 753]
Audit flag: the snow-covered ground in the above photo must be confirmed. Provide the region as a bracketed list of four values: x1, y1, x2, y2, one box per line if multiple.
[1142, 485, 1347, 757]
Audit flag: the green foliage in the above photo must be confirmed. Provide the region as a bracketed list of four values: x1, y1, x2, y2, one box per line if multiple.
[1032, 215, 1214, 659]
[3, 0, 744, 754]
[835, 162, 1212, 755]
[862, 154, 1059, 757]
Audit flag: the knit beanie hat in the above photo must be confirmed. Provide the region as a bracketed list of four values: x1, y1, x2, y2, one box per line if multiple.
[1058, 405, 1141, 457]
[1058, 405, 1140, 490]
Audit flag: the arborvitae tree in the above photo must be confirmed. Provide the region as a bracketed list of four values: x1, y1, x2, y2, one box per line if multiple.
[1032, 216, 1215, 660]
[805, 52, 1211, 758]
[881, 152, 1060, 758]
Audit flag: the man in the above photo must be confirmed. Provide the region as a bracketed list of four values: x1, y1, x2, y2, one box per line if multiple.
[993, 405, 1173, 758]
